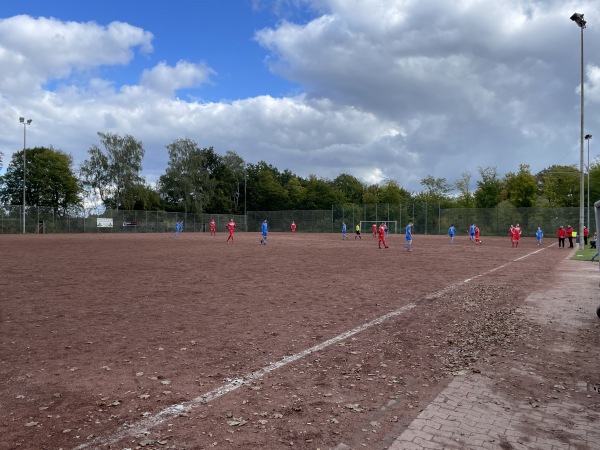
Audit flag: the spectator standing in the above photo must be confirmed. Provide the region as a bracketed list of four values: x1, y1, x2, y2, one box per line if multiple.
[557, 226, 566, 249]
[566, 225, 574, 248]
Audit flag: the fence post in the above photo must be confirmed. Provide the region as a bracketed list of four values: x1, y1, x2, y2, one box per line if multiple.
[425, 201, 428, 235]
[399, 203, 402, 233]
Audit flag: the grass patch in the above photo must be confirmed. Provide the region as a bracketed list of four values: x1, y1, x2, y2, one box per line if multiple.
[573, 246, 598, 261]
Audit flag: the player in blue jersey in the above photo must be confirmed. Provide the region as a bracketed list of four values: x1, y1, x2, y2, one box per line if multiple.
[175, 220, 183, 237]
[536, 227, 543, 246]
[405, 221, 413, 252]
[260, 219, 268, 245]
[448, 224, 456, 243]
[342, 222, 348, 240]
[469, 224, 476, 242]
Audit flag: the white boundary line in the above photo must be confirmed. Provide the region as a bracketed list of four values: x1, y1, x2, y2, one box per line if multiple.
[75, 246, 547, 449]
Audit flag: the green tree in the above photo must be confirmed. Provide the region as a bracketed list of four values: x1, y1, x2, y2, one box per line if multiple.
[0, 147, 81, 212]
[200, 147, 232, 213]
[454, 171, 473, 208]
[362, 184, 380, 204]
[536, 165, 579, 207]
[252, 170, 289, 210]
[379, 179, 412, 205]
[417, 175, 452, 207]
[129, 183, 163, 211]
[303, 175, 344, 209]
[80, 132, 145, 210]
[245, 162, 289, 210]
[474, 166, 503, 208]
[333, 174, 365, 204]
[158, 139, 216, 213]
[589, 164, 600, 209]
[501, 164, 538, 207]
[221, 151, 246, 214]
[285, 176, 307, 210]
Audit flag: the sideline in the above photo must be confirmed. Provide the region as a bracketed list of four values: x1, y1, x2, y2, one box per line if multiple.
[75, 246, 549, 449]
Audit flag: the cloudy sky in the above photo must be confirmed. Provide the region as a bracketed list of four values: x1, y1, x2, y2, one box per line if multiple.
[1, 0, 599, 193]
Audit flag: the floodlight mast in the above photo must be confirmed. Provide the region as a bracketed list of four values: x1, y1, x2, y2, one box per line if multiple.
[585, 134, 592, 232]
[19, 117, 33, 234]
[570, 12, 586, 250]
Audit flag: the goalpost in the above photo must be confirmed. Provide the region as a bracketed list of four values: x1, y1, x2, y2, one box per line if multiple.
[359, 221, 398, 235]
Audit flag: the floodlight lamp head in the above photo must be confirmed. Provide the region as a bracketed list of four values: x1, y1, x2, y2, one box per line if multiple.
[27, 119, 32, 125]
[570, 13, 586, 28]
[585, 134, 592, 140]
[19, 117, 24, 123]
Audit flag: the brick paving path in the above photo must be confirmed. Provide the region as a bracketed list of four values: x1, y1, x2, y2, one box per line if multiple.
[389, 257, 600, 450]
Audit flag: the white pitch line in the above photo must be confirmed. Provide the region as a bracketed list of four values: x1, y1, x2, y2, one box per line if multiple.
[75, 246, 546, 449]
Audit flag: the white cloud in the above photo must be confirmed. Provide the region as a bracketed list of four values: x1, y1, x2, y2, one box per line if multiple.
[140, 60, 215, 95]
[1, 1, 599, 194]
[0, 15, 153, 92]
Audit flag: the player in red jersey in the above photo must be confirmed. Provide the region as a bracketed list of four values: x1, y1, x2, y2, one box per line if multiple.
[226, 219, 236, 243]
[372, 223, 377, 237]
[512, 223, 522, 247]
[378, 223, 389, 249]
[209, 219, 216, 236]
[474, 225, 481, 244]
[291, 221, 296, 234]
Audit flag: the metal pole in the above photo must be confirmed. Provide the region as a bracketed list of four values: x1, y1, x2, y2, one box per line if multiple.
[23, 123, 26, 234]
[579, 23, 585, 250]
[570, 14, 586, 250]
[425, 200, 428, 235]
[19, 118, 32, 234]
[586, 135, 592, 233]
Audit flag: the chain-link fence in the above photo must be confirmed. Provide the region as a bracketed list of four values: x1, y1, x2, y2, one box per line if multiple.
[0, 206, 246, 234]
[439, 206, 585, 237]
[0, 204, 593, 236]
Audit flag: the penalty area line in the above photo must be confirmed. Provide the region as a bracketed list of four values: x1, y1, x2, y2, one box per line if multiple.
[76, 246, 547, 449]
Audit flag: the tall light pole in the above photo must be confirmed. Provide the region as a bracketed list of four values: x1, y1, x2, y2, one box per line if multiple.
[586, 134, 592, 232]
[571, 12, 586, 250]
[19, 117, 33, 234]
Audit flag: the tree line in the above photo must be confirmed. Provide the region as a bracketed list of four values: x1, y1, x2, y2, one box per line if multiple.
[0, 132, 597, 214]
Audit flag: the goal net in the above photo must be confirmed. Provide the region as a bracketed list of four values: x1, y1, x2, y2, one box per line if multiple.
[359, 221, 398, 235]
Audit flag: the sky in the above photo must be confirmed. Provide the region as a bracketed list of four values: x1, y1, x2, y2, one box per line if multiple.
[1, 0, 599, 193]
